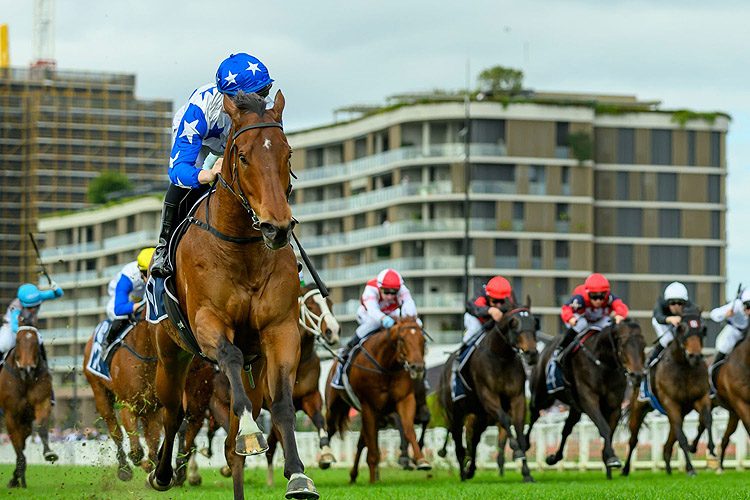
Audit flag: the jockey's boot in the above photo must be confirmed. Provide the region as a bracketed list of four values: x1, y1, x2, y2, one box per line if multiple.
[101, 319, 128, 355]
[646, 343, 666, 368]
[150, 184, 183, 279]
[553, 327, 577, 363]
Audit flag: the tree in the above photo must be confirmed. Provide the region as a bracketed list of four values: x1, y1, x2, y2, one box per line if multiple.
[87, 170, 133, 204]
[477, 65, 524, 93]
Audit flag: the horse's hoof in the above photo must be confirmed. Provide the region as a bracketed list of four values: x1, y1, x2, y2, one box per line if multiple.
[545, 454, 558, 466]
[199, 447, 211, 458]
[707, 456, 719, 468]
[220, 465, 232, 478]
[605, 456, 622, 468]
[416, 458, 432, 471]
[188, 475, 202, 487]
[147, 470, 175, 491]
[319, 452, 336, 469]
[523, 475, 535, 483]
[686, 469, 697, 477]
[399, 456, 415, 470]
[44, 451, 58, 463]
[716, 467, 725, 475]
[285, 473, 319, 499]
[117, 466, 133, 482]
[235, 431, 268, 456]
[437, 449, 447, 458]
[6, 479, 18, 489]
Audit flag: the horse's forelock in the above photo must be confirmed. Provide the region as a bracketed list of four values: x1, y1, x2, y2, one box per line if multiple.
[231, 91, 267, 117]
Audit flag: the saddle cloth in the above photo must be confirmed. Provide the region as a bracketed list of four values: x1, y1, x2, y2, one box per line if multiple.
[545, 327, 602, 394]
[451, 332, 486, 402]
[86, 320, 133, 381]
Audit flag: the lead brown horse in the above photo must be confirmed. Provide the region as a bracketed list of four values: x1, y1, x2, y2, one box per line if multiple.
[325, 316, 429, 483]
[266, 284, 340, 485]
[527, 320, 646, 479]
[438, 304, 539, 483]
[690, 330, 750, 471]
[0, 320, 57, 488]
[149, 90, 318, 500]
[622, 309, 715, 476]
[84, 319, 161, 481]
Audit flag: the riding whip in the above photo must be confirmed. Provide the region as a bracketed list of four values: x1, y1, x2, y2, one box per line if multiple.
[28, 233, 52, 286]
[291, 231, 329, 298]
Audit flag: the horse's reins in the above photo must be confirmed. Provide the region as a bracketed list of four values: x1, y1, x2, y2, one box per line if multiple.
[479, 307, 534, 360]
[350, 324, 423, 376]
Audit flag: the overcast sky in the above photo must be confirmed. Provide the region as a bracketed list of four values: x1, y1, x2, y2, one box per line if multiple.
[2, 0, 748, 299]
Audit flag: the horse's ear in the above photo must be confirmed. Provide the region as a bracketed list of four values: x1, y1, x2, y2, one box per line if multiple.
[266, 90, 285, 123]
[223, 94, 241, 123]
[526, 295, 532, 308]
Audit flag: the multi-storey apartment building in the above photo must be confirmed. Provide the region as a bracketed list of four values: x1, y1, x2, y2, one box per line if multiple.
[0, 66, 171, 305]
[288, 92, 728, 344]
[37, 196, 162, 426]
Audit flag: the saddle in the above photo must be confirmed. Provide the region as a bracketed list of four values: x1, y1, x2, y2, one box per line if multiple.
[451, 332, 486, 402]
[638, 361, 667, 415]
[546, 326, 603, 396]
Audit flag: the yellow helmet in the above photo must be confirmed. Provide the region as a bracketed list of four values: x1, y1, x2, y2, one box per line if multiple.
[137, 247, 156, 271]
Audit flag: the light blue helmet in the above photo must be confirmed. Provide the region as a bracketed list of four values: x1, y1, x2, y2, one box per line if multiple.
[216, 53, 273, 96]
[17, 283, 42, 307]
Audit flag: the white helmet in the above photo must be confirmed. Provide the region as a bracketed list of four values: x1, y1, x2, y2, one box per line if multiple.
[664, 282, 689, 302]
[740, 289, 750, 303]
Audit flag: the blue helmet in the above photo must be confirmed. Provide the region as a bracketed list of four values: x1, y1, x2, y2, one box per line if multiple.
[215, 53, 273, 96]
[17, 283, 42, 307]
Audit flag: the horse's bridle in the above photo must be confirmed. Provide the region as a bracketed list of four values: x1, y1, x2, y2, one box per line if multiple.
[352, 322, 424, 378]
[608, 323, 644, 379]
[218, 121, 287, 229]
[4, 326, 45, 381]
[672, 316, 705, 361]
[495, 307, 535, 353]
[298, 289, 336, 343]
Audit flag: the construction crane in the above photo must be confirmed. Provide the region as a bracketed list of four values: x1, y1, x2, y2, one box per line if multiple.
[30, 0, 55, 69]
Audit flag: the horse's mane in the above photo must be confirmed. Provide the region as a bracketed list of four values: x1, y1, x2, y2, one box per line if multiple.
[231, 91, 266, 117]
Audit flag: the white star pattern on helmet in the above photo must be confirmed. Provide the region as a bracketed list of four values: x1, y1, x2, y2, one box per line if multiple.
[246, 62, 260, 74]
[179, 119, 200, 144]
[224, 70, 238, 85]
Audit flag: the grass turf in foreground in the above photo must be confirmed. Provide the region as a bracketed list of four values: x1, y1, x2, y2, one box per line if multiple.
[0, 464, 747, 500]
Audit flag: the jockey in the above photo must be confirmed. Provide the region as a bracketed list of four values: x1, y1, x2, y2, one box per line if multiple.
[460, 276, 514, 352]
[555, 273, 629, 362]
[647, 282, 696, 367]
[339, 268, 418, 360]
[151, 52, 275, 279]
[100, 248, 154, 353]
[709, 288, 750, 373]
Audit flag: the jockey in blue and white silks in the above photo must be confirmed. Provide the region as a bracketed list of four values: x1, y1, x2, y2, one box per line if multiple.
[150, 52, 275, 279]
[709, 288, 750, 373]
[0, 283, 63, 357]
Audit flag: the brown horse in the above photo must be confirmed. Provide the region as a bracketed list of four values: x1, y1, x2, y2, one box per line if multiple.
[528, 320, 646, 479]
[690, 331, 750, 471]
[325, 316, 428, 483]
[622, 309, 714, 476]
[266, 284, 340, 485]
[438, 305, 539, 483]
[84, 319, 161, 481]
[149, 91, 317, 500]
[0, 323, 56, 488]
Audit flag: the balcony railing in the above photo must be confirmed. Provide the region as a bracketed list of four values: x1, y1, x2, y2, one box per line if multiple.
[41, 229, 158, 259]
[41, 296, 108, 313]
[469, 180, 516, 195]
[298, 143, 506, 183]
[337, 292, 466, 316]
[494, 256, 519, 269]
[300, 218, 497, 250]
[294, 181, 453, 217]
[321, 255, 474, 283]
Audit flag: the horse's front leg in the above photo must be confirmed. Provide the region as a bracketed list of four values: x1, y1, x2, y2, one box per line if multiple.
[264, 323, 319, 498]
[577, 390, 621, 474]
[5, 418, 27, 488]
[547, 408, 581, 466]
[662, 399, 696, 476]
[32, 394, 57, 463]
[119, 406, 144, 466]
[395, 392, 431, 470]
[149, 327, 193, 491]
[694, 395, 716, 458]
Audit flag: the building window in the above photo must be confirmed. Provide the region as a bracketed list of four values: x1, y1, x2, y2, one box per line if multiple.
[495, 239, 518, 268]
[472, 164, 515, 193]
[529, 165, 546, 195]
[354, 137, 367, 159]
[657, 173, 677, 201]
[471, 201, 495, 219]
[650, 246, 689, 274]
[617, 208, 642, 237]
[651, 129, 672, 165]
[512, 276, 524, 302]
[306, 147, 324, 168]
[712, 283, 721, 307]
[561, 166, 571, 195]
[616, 171, 629, 200]
[611, 281, 629, 304]
[705, 246, 720, 275]
[556, 122, 569, 158]
[512, 202, 524, 231]
[687, 130, 696, 166]
[708, 175, 720, 203]
[556, 203, 570, 233]
[710, 131, 721, 167]
[616, 244, 634, 273]
[532, 240, 542, 269]
[555, 240, 570, 270]
[471, 119, 506, 146]
[617, 128, 635, 164]
[711, 211, 721, 239]
[555, 277, 568, 307]
[658, 209, 681, 238]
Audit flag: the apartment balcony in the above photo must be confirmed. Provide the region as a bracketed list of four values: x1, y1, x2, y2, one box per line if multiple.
[337, 292, 466, 317]
[468, 180, 516, 195]
[41, 229, 158, 260]
[297, 143, 507, 185]
[321, 255, 475, 284]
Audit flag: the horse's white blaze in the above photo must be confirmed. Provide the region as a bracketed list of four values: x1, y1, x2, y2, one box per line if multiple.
[25, 332, 33, 339]
[263, 138, 272, 150]
[312, 293, 340, 337]
[238, 409, 261, 436]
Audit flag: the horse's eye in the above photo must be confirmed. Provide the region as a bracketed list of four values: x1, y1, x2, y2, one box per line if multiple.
[239, 154, 248, 164]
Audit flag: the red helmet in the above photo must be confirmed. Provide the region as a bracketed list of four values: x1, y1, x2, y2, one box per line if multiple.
[377, 268, 403, 290]
[584, 273, 610, 293]
[485, 276, 512, 300]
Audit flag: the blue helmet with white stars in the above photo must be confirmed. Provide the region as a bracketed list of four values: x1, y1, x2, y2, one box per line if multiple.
[216, 53, 273, 96]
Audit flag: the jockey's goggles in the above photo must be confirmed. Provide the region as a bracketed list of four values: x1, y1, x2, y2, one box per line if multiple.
[488, 297, 506, 306]
[381, 288, 398, 296]
[668, 300, 685, 306]
[589, 293, 606, 301]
